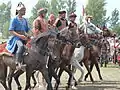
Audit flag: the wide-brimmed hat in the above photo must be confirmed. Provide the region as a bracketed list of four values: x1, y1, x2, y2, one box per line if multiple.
[69, 13, 77, 18]
[58, 10, 66, 14]
[37, 8, 47, 15]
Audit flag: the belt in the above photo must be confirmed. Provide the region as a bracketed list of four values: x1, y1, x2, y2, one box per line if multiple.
[15, 31, 27, 36]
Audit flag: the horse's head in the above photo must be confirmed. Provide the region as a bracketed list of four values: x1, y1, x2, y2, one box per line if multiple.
[34, 30, 62, 62]
[58, 27, 78, 45]
[47, 34, 62, 62]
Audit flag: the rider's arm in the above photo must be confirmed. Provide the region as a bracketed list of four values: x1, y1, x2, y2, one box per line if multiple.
[9, 30, 27, 40]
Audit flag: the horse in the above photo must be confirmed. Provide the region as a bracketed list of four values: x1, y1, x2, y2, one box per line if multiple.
[0, 41, 41, 90]
[0, 30, 62, 90]
[53, 27, 81, 90]
[77, 21, 103, 82]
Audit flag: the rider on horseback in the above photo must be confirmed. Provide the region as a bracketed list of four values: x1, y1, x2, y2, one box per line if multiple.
[6, 2, 30, 70]
[32, 8, 48, 38]
[54, 10, 68, 31]
[68, 13, 77, 29]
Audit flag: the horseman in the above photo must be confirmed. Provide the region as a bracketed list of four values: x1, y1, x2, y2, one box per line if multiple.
[48, 14, 56, 30]
[85, 15, 93, 34]
[68, 12, 79, 43]
[54, 10, 68, 31]
[68, 13, 77, 29]
[32, 8, 48, 37]
[6, 2, 30, 70]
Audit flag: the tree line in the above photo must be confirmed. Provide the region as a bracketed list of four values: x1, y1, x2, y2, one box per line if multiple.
[0, 0, 120, 39]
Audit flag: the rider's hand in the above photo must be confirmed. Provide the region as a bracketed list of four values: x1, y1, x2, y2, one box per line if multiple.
[19, 35, 28, 40]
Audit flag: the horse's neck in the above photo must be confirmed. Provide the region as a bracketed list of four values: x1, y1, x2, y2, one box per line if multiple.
[62, 44, 75, 58]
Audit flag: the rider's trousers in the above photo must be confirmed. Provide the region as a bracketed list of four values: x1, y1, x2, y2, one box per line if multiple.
[16, 40, 25, 63]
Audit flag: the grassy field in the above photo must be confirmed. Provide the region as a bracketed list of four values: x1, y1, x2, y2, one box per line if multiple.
[0, 62, 119, 90]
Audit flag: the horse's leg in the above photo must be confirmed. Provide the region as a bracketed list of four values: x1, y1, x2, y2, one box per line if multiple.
[84, 60, 94, 82]
[100, 55, 103, 67]
[7, 68, 15, 90]
[41, 68, 53, 90]
[71, 59, 84, 82]
[54, 68, 64, 90]
[63, 66, 75, 89]
[24, 67, 32, 90]
[0, 65, 9, 90]
[31, 71, 37, 88]
[70, 66, 78, 87]
[13, 70, 24, 90]
[95, 62, 103, 80]
[49, 67, 60, 87]
[1, 80, 9, 90]
[84, 62, 94, 81]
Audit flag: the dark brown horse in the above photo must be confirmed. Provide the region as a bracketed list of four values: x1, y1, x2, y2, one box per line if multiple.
[0, 31, 62, 90]
[54, 27, 80, 90]
[79, 33, 103, 81]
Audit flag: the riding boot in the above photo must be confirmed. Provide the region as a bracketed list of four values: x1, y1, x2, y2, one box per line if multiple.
[15, 53, 26, 71]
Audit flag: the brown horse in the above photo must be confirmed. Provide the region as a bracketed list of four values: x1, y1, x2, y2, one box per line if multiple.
[54, 27, 80, 90]
[80, 34, 103, 81]
[70, 28, 103, 85]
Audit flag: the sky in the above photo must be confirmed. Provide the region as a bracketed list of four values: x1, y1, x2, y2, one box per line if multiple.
[0, 0, 120, 22]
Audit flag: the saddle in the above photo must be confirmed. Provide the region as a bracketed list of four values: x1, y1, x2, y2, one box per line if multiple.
[0, 42, 13, 56]
[0, 40, 31, 57]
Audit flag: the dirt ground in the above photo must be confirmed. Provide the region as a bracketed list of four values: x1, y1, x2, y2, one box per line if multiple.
[0, 62, 120, 90]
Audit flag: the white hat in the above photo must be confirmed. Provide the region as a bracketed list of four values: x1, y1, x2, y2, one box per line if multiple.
[16, 2, 25, 11]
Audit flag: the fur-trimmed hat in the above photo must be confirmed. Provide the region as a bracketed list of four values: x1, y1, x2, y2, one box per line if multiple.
[58, 10, 66, 14]
[69, 13, 77, 18]
[37, 8, 47, 15]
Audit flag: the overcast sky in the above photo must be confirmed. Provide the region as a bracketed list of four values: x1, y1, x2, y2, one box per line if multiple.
[0, 0, 120, 22]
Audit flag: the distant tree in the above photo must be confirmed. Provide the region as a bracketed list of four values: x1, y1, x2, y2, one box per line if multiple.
[108, 8, 120, 35]
[109, 8, 119, 28]
[50, 0, 66, 17]
[66, 0, 76, 19]
[85, 0, 106, 26]
[0, 1, 11, 38]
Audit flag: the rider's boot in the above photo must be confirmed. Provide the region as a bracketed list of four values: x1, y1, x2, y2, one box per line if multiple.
[15, 53, 26, 71]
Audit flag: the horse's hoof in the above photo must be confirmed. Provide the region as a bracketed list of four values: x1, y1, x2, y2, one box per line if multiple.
[84, 78, 87, 81]
[75, 82, 78, 86]
[72, 86, 78, 90]
[18, 86, 22, 90]
[78, 79, 83, 82]
[100, 77, 103, 80]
